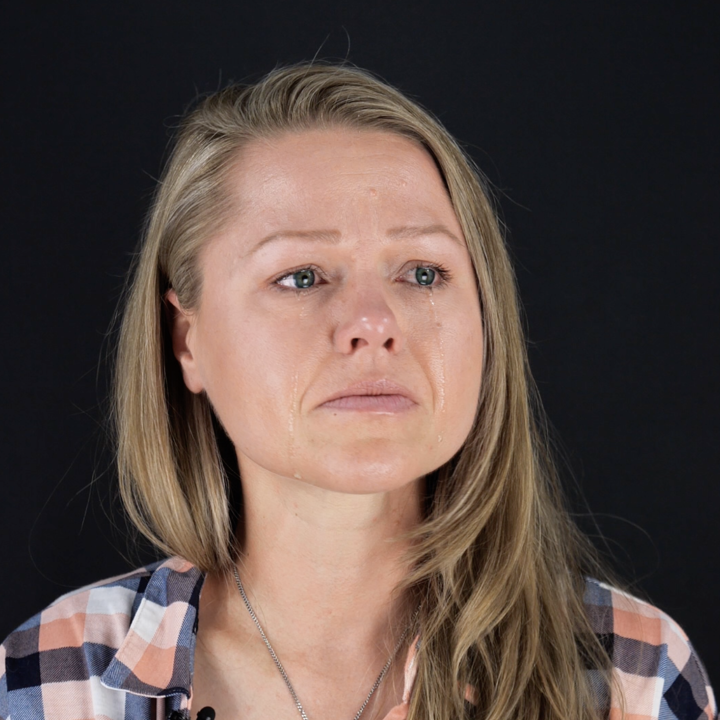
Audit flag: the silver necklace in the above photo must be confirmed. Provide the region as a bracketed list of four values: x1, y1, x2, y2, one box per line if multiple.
[232, 564, 419, 720]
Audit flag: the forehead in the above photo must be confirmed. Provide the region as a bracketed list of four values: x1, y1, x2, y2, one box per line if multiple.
[223, 128, 460, 235]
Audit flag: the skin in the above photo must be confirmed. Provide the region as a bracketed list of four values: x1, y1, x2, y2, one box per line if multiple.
[167, 128, 484, 719]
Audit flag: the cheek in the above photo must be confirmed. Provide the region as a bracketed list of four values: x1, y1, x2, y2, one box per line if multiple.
[441, 305, 484, 424]
[196, 308, 301, 446]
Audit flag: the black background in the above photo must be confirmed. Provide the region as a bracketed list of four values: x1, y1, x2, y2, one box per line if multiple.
[1, 0, 717, 688]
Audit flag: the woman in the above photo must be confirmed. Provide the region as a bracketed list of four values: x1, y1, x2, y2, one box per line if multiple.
[0, 64, 715, 720]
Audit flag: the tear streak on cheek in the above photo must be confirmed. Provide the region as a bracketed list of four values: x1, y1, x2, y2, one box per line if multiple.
[427, 289, 446, 445]
[288, 368, 301, 480]
[288, 300, 307, 481]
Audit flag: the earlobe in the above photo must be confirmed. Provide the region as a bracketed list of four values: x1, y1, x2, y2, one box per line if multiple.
[165, 289, 205, 394]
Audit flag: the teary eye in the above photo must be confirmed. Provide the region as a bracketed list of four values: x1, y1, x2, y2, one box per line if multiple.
[405, 263, 451, 289]
[277, 268, 316, 289]
[415, 267, 436, 286]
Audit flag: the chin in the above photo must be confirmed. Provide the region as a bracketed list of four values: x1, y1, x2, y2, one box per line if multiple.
[294, 448, 436, 495]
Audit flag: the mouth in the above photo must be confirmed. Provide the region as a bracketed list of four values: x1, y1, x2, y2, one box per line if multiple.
[318, 379, 418, 413]
[320, 394, 416, 412]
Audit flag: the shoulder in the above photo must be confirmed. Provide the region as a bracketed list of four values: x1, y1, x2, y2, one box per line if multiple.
[583, 578, 717, 720]
[0, 557, 204, 719]
[2, 559, 164, 660]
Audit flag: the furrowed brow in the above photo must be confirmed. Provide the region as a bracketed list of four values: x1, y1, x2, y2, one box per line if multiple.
[246, 224, 462, 258]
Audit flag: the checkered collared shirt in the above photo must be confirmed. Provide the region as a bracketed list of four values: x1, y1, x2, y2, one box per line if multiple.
[0, 557, 716, 720]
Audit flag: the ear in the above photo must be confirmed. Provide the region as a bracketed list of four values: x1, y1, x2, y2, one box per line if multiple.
[165, 289, 205, 394]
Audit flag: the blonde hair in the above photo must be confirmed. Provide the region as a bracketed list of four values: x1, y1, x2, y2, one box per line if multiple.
[114, 63, 614, 720]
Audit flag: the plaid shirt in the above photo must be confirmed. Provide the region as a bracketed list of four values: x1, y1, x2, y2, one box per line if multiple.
[0, 556, 715, 720]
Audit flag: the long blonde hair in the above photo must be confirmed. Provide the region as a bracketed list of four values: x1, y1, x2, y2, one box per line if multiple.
[114, 63, 614, 720]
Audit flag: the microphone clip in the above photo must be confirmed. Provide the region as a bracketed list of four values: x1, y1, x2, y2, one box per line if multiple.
[167, 708, 215, 720]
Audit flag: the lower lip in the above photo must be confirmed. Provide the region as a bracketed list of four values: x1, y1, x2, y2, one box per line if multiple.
[320, 394, 416, 412]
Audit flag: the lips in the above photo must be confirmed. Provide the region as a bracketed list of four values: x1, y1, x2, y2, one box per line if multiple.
[318, 378, 417, 411]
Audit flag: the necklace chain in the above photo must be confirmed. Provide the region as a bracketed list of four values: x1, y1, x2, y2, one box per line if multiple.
[232, 564, 419, 720]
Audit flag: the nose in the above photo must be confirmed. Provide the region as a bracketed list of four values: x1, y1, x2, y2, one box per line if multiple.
[332, 285, 404, 356]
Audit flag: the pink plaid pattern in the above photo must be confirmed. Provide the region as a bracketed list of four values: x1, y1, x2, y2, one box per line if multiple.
[1, 558, 715, 719]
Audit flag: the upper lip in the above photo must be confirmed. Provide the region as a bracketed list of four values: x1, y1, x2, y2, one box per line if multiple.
[319, 378, 417, 406]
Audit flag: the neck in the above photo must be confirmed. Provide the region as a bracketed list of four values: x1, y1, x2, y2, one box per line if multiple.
[236, 466, 422, 649]
[194, 464, 424, 718]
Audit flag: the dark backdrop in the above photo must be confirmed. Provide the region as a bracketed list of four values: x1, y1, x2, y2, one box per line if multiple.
[1, 0, 717, 686]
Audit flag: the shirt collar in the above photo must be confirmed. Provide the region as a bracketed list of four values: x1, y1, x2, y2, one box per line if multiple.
[98, 556, 421, 712]
[101, 557, 205, 698]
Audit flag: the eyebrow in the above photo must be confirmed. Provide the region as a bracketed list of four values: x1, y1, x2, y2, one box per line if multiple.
[386, 224, 463, 247]
[247, 224, 463, 257]
[246, 229, 342, 257]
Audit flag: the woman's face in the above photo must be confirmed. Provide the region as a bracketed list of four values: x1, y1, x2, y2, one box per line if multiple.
[171, 128, 483, 494]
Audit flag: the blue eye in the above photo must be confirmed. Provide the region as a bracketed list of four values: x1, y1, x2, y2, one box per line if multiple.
[293, 269, 315, 288]
[414, 267, 436, 286]
[278, 268, 316, 289]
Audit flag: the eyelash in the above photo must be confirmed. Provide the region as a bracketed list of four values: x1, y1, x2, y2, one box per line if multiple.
[272, 262, 453, 293]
